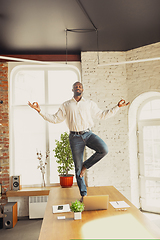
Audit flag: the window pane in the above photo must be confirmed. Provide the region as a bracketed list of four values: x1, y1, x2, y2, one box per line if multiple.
[145, 180, 160, 207]
[48, 70, 77, 104]
[139, 99, 160, 120]
[13, 107, 46, 185]
[143, 126, 160, 177]
[14, 70, 45, 105]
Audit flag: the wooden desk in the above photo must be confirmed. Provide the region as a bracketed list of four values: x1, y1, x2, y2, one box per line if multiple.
[38, 186, 160, 240]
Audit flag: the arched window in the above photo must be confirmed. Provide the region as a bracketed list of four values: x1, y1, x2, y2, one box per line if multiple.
[10, 64, 81, 187]
[139, 98, 160, 120]
[138, 97, 160, 213]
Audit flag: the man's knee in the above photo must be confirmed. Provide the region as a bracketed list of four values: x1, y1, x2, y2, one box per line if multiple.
[103, 145, 108, 156]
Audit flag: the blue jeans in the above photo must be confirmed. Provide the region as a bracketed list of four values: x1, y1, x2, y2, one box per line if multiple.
[69, 131, 108, 196]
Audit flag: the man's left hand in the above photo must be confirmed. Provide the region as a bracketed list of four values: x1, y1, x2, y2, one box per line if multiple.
[118, 99, 130, 107]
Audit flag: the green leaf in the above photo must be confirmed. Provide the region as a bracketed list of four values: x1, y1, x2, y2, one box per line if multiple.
[70, 200, 84, 212]
[53, 132, 74, 176]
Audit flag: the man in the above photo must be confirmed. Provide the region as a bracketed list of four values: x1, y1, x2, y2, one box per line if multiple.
[28, 82, 130, 201]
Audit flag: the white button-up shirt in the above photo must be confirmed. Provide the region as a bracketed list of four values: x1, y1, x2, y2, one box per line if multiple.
[39, 97, 119, 131]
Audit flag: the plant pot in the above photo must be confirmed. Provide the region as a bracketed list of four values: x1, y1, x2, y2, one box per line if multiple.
[60, 175, 74, 188]
[74, 212, 82, 220]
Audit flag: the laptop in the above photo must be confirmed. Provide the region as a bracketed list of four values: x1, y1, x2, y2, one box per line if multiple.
[83, 195, 109, 211]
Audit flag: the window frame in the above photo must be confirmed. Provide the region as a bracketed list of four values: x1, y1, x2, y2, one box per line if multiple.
[138, 96, 160, 121]
[9, 63, 81, 187]
[137, 96, 160, 213]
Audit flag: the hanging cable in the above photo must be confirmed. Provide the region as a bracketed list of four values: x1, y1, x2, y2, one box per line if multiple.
[75, 0, 99, 63]
[67, 29, 95, 33]
[65, 0, 99, 64]
[65, 29, 68, 64]
[65, 28, 99, 64]
[75, 0, 97, 31]
[96, 30, 99, 64]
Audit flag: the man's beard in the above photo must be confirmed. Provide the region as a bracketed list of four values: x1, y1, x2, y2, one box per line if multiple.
[74, 91, 81, 96]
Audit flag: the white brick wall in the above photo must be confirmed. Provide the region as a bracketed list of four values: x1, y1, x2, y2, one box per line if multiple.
[81, 42, 160, 201]
[126, 42, 160, 101]
[81, 51, 130, 199]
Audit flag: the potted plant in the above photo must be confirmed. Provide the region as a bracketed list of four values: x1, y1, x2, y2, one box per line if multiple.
[53, 132, 74, 188]
[70, 200, 84, 220]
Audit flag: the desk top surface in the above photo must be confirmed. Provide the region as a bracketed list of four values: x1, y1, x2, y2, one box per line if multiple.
[38, 186, 160, 240]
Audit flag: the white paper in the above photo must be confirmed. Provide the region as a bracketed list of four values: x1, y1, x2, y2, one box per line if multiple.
[52, 204, 71, 213]
[57, 216, 66, 220]
[110, 201, 130, 209]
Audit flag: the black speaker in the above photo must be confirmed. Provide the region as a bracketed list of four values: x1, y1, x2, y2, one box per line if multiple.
[11, 176, 21, 191]
[0, 183, 2, 197]
[3, 202, 17, 229]
[0, 217, 3, 229]
[0, 204, 3, 229]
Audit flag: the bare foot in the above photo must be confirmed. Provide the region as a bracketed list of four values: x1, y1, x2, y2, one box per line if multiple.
[79, 196, 83, 203]
[79, 195, 86, 203]
[80, 165, 86, 178]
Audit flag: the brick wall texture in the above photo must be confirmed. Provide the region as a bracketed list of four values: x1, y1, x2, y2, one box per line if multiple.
[1, 41, 160, 200]
[81, 42, 160, 200]
[0, 62, 9, 194]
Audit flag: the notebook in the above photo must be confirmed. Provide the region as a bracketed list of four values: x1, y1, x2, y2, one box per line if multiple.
[83, 195, 109, 211]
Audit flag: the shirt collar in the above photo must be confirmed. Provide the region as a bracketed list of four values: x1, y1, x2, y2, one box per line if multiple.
[72, 96, 85, 102]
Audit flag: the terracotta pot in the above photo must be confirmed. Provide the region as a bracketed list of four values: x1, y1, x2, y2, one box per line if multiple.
[60, 175, 74, 188]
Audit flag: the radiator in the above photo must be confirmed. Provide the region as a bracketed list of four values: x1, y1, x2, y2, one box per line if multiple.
[29, 196, 48, 219]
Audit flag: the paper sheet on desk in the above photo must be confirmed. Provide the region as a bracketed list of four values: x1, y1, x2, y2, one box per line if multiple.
[52, 204, 71, 213]
[110, 201, 130, 209]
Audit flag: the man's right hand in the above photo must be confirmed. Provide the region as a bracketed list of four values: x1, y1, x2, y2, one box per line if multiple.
[28, 101, 41, 113]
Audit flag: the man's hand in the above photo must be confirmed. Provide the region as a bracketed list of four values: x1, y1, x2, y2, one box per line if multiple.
[28, 101, 41, 112]
[118, 99, 130, 108]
